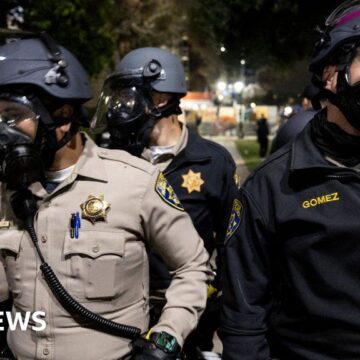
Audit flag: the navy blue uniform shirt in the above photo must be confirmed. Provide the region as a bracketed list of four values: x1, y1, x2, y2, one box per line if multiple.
[149, 129, 237, 291]
[220, 116, 360, 360]
[270, 110, 318, 154]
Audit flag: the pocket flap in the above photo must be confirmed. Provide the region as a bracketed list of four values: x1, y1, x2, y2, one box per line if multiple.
[63, 230, 125, 259]
[0, 230, 23, 254]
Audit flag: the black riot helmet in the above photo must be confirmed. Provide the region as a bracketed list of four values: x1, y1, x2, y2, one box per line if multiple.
[0, 34, 92, 188]
[0, 34, 92, 104]
[94, 47, 187, 156]
[310, 0, 360, 130]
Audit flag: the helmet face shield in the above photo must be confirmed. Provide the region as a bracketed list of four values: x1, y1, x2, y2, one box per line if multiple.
[109, 88, 139, 119]
[0, 96, 39, 141]
[92, 75, 149, 132]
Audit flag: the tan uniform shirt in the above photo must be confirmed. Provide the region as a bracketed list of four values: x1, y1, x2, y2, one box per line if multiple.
[0, 187, 9, 302]
[0, 134, 209, 360]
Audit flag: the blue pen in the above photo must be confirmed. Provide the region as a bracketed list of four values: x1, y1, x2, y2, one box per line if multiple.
[74, 211, 81, 239]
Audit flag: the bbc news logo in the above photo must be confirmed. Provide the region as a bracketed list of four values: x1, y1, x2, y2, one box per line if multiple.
[0, 311, 46, 331]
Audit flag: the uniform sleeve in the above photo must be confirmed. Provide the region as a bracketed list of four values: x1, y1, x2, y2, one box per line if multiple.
[0, 255, 10, 350]
[140, 170, 210, 346]
[0, 257, 9, 302]
[219, 188, 273, 360]
[214, 154, 237, 245]
[213, 154, 237, 290]
[0, 187, 9, 303]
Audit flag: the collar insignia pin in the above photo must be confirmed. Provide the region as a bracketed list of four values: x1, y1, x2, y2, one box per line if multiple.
[80, 195, 110, 224]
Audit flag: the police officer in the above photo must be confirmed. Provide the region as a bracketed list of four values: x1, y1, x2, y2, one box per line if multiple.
[219, 1, 360, 359]
[0, 36, 209, 360]
[95, 47, 237, 358]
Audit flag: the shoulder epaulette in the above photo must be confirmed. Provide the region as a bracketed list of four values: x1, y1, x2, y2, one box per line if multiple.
[97, 148, 155, 175]
[201, 137, 235, 163]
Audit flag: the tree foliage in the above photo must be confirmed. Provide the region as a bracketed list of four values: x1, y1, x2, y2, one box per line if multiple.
[191, 0, 340, 70]
[110, 0, 187, 51]
[23, 0, 190, 76]
[23, 0, 116, 76]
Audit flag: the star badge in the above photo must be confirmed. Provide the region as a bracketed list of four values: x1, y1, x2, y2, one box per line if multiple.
[181, 169, 204, 194]
[80, 195, 110, 224]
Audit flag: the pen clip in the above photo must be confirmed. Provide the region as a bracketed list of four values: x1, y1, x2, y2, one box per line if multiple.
[70, 213, 76, 239]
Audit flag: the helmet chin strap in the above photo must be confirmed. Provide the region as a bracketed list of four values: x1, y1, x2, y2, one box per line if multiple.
[137, 97, 182, 151]
[148, 97, 182, 119]
[125, 97, 182, 156]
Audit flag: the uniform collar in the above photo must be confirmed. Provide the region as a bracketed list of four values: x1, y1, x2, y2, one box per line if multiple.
[181, 128, 212, 161]
[290, 121, 356, 178]
[172, 123, 189, 156]
[142, 123, 189, 164]
[163, 128, 211, 175]
[73, 132, 108, 182]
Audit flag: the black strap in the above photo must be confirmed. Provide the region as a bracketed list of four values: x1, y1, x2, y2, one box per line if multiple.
[38, 32, 62, 62]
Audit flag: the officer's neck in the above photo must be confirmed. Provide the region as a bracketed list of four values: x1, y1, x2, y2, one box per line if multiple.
[150, 116, 183, 147]
[48, 132, 84, 171]
[327, 102, 360, 136]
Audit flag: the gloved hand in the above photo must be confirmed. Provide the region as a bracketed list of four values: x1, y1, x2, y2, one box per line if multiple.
[132, 332, 180, 360]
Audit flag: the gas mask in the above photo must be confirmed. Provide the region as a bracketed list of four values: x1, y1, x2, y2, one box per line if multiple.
[93, 60, 181, 157]
[0, 94, 44, 188]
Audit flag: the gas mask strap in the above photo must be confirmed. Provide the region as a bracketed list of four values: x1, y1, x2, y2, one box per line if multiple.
[31, 96, 76, 150]
[53, 121, 77, 151]
[336, 47, 357, 92]
[30, 96, 55, 130]
[130, 97, 181, 156]
[39, 32, 62, 62]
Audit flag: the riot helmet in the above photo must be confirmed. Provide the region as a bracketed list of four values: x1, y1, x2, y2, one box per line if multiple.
[0, 34, 92, 102]
[310, 0, 360, 130]
[0, 34, 92, 188]
[94, 47, 187, 156]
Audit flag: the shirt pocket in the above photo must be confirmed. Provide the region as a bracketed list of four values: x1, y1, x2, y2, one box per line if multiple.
[63, 230, 133, 301]
[0, 229, 24, 299]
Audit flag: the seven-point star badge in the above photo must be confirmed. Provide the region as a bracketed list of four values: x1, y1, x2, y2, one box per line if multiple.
[80, 195, 110, 224]
[181, 169, 204, 194]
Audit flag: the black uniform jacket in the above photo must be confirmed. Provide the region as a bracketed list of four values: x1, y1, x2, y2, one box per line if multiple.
[220, 120, 360, 360]
[270, 109, 318, 154]
[150, 129, 237, 290]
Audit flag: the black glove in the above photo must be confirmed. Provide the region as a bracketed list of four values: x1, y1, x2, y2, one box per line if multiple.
[132, 332, 181, 360]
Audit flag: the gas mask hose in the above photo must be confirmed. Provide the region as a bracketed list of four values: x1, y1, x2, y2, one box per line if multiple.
[10, 189, 141, 340]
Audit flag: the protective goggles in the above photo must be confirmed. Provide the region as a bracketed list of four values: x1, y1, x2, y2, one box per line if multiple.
[92, 60, 166, 131]
[0, 95, 39, 140]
